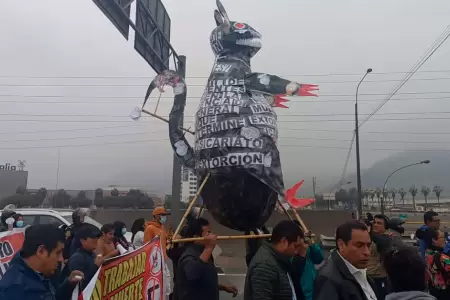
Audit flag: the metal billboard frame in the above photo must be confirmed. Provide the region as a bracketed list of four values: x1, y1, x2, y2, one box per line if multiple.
[92, 0, 132, 40]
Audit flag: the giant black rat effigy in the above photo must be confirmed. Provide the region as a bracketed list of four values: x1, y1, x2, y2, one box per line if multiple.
[136, 0, 318, 232]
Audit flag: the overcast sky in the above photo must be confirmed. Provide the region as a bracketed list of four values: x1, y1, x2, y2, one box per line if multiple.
[1, 0, 450, 195]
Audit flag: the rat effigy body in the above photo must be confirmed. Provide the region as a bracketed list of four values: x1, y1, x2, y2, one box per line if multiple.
[139, 0, 318, 231]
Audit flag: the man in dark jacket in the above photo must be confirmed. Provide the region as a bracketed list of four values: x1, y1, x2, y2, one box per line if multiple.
[0, 224, 84, 299]
[66, 224, 104, 289]
[176, 217, 238, 300]
[314, 221, 376, 300]
[63, 208, 88, 260]
[244, 220, 306, 300]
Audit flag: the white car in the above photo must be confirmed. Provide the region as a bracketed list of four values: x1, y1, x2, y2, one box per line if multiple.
[0, 208, 132, 242]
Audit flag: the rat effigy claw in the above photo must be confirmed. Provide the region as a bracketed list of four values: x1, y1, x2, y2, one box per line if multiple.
[273, 95, 289, 108]
[297, 84, 319, 97]
[130, 107, 142, 121]
[285, 180, 315, 209]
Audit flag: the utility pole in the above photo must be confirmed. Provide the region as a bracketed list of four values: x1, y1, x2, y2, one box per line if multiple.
[170, 55, 187, 227]
[312, 177, 317, 209]
[355, 68, 372, 220]
[55, 148, 61, 190]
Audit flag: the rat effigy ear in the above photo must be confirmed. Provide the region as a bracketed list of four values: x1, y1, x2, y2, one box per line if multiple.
[214, 9, 223, 26]
[216, 0, 230, 28]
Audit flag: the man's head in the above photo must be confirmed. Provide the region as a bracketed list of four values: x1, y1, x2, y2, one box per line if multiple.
[101, 223, 115, 242]
[336, 221, 371, 269]
[424, 211, 440, 229]
[372, 214, 389, 234]
[77, 224, 101, 252]
[187, 218, 211, 240]
[424, 228, 446, 250]
[21, 224, 66, 277]
[383, 247, 426, 292]
[152, 207, 170, 225]
[271, 220, 304, 257]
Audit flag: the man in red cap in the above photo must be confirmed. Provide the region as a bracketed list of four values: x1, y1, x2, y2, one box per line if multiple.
[144, 207, 171, 258]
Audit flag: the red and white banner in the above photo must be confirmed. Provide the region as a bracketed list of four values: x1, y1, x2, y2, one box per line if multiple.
[0, 229, 25, 280]
[72, 237, 166, 300]
[0, 230, 166, 300]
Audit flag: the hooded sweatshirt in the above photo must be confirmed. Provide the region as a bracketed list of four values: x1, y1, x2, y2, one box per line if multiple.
[386, 291, 436, 300]
[144, 220, 167, 258]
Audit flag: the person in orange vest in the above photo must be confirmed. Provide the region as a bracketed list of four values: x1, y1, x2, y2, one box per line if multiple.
[144, 207, 171, 258]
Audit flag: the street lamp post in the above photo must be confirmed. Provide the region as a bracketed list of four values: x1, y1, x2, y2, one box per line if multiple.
[355, 68, 372, 220]
[328, 181, 352, 210]
[380, 160, 430, 214]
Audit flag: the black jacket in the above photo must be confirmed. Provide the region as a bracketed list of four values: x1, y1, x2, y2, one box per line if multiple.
[244, 242, 305, 300]
[176, 243, 219, 300]
[66, 248, 99, 290]
[0, 252, 75, 300]
[314, 251, 376, 300]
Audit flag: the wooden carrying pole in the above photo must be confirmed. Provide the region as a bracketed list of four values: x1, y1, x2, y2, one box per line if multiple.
[172, 233, 272, 244]
[169, 173, 211, 248]
[141, 109, 195, 135]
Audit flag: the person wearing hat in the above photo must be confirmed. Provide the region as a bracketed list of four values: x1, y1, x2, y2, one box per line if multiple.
[144, 207, 171, 258]
[64, 208, 88, 260]
[66, 224, 104, 289]
[388, 218, 407, 249]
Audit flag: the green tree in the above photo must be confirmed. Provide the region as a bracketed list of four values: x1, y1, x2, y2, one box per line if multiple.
[375, 188, 381, 207]
[433, 186, 443, 204]
[399, 188, 407, 205]
[111, 188, 119, 197]
[421, 186, 430, 210]
[409, 185, 418, 209]
[390, 188, 397, 206]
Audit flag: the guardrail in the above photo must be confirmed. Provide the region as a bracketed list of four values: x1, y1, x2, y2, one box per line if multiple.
[320, 234, 418, 249]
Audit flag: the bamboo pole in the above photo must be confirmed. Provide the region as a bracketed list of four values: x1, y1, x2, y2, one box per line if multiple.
[172, 233, 272, 244]
[168, 173, 211, 248]
[141, 109, 195, 135]
[277, 199, 294, 222]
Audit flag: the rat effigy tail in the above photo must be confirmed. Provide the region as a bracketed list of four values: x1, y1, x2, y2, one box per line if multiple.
[285, 180, 315, 209]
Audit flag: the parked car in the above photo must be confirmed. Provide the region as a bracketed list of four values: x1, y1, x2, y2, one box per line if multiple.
[0, 208, 132, 241]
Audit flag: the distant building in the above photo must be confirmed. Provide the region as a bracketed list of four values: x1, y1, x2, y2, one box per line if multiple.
[0, 169, 28, 200]
[181, 167, 197, 203]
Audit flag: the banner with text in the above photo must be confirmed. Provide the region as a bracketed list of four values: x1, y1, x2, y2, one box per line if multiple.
[0, 229, 25, 280]
[81, 237, 165, 300]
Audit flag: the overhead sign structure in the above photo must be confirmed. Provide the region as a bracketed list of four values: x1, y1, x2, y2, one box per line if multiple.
[135, 0, 172, 74]
[92, 0, 132, 40]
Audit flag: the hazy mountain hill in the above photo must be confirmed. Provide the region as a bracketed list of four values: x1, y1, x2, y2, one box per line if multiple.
[344, 151, 449, 199]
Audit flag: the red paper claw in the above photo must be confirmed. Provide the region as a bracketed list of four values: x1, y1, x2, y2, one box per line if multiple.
[297, 84, 319, 97]
[274, 94, 289, 108]
[285, 180, 316, 209]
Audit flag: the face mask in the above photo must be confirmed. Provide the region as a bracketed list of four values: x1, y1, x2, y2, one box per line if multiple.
[122, 228, 127, 235]
[160, 216, 167, 224]
[16, 220, 24, 228]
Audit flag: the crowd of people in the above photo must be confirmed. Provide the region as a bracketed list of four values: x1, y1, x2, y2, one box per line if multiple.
[0, 206, 450, 300]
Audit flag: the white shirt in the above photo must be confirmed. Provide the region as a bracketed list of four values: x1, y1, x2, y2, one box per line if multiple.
[338, 252, 377, 300]
[133, 231, 145, 249]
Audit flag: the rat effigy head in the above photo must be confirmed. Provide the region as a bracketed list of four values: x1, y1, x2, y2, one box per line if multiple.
[210, 0, 262, 58]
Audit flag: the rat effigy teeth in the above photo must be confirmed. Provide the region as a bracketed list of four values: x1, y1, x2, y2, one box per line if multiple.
[236, 38, 261, 47]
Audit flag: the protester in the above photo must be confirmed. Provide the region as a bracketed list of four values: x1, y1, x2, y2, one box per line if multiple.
[383, 247, 436, 300]
[113, 221, 130, 254]
[314, 220, 376, 300]
[423, 228, 450, 299]
[387, 217, 407, 248]
[292, 222, 324, 300]
[131, 218, 146, 249]
[368, 214, 391, 300]
[244, 220, 305, 300]
[0, 209, 16, 232]
[177, 217, 238, 300]
[12, 213, 24, 228]
[64, 208, 88, 260]
[416, 211, 440, 260]
[67, 224, 104, 289]
[144, 207, 170, 257]
[96, 223, 119, 259]
[245, 226, 271, 267]
[0, 224, 84, 299]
